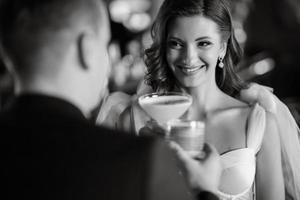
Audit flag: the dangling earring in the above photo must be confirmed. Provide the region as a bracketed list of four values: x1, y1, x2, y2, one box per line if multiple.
[218, 57, 224, 68]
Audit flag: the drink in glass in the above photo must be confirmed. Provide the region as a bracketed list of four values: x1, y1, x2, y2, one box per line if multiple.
[138, 92, 192, 124]
[166, 119, 205, 156]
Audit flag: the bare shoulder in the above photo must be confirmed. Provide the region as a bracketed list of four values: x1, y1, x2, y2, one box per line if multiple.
[206, 96, 251, 152]
[208, 95, 251, 128]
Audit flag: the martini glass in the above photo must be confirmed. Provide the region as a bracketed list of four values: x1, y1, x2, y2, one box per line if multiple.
[138, 92, 192, 124]
[138, 92, 206, 156]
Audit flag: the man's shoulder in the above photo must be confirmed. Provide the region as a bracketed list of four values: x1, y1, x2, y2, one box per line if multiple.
[1, 113, 160, 155]
[0, 105, 14, 123]
[88, 124, 165, 154]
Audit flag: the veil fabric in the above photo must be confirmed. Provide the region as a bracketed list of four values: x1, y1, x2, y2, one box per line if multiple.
[273, 95, 300, 200]
[240, 84, 300, 200]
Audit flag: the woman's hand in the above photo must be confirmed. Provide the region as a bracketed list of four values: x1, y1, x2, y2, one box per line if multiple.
[139, 120, 167, 137]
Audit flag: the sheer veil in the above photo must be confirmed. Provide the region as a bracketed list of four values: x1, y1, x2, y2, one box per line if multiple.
[272, 94, 300, 200]
[240, 84, 300, 200]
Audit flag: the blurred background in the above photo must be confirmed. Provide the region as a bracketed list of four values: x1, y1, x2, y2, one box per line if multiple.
[1, 0, 300, 124]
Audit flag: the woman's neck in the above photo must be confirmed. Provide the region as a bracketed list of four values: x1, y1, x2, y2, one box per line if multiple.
[182, 82, 227, 120]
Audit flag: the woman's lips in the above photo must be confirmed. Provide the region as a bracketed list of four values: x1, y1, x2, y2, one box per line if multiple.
[177, 65, 206, 75]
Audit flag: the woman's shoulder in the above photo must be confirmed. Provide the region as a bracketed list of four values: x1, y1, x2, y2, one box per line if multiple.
[208, 95, 251, 124]
[207, 106, 250, 136]
[205, 96, 251, 152]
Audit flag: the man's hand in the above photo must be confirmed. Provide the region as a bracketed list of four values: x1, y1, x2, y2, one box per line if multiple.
[169, 142, 221, 195]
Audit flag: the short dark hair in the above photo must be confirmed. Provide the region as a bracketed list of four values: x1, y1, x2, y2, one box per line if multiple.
[144, 0, 247, 96]
[0, 0, 103, 72]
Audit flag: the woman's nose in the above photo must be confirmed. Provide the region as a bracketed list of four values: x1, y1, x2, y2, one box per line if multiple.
[182, 45, 198, 66]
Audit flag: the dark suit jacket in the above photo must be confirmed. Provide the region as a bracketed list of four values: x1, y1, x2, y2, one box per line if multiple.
[0, 94, 218, 200]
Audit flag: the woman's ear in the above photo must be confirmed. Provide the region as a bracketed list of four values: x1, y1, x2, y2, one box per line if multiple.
[77, 32, 95, 70]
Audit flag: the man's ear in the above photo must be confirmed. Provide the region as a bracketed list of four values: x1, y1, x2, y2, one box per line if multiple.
[77, 33, 95, 70]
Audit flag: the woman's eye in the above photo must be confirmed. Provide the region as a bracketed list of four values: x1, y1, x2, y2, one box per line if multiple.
[168, 40, 183, 49]
[197, 41, 212, 47]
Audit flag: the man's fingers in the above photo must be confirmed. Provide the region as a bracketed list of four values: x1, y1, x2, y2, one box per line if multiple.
[169, 141, 190, 162]
[169, 142, 218, 165]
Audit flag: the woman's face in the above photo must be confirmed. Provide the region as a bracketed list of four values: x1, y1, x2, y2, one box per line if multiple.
[166, 15, 226, 88]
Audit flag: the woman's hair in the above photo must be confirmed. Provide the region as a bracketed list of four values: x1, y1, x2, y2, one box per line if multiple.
[144, 0, 247, 96]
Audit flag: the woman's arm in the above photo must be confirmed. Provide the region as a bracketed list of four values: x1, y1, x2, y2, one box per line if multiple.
[96, 91, 132, 129]
[255, 113, 285, 200]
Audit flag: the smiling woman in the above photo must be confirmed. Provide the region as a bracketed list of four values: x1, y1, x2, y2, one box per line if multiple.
[125, 0, 285, 199]
[96, 0, 300, 199]
[165, 15, 226, 89]
[144, 0, 246, 96]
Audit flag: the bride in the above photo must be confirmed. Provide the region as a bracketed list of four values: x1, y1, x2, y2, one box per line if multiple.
[97, 0, 300, 199]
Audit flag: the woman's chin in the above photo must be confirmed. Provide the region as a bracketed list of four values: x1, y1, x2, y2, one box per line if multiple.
[178, 80, 205, 89]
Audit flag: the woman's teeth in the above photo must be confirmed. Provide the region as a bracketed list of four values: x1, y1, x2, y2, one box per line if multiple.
[179, 65, 205, 74]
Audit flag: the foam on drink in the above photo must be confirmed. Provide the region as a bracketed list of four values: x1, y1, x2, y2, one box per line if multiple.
[139, 94, 192, 123]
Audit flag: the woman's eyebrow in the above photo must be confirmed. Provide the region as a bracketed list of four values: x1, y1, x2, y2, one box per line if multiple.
[195, 36, 211, 41]
[167, 36, 183, 42]
[167, 36, 211, 42]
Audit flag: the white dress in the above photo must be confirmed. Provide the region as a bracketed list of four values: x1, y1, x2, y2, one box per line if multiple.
[216, 104, 265, 200]
[127, 101, 265, 200]
[97, 85, 300, 200]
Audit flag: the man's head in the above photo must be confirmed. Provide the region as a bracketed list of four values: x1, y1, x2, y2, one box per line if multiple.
[0, 0, 111, 117]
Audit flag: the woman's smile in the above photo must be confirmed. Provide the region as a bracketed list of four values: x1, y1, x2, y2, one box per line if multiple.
[176, 64, 206, 76]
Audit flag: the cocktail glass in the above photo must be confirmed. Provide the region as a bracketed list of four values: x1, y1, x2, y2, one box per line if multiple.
[138, 92, 192, 124]
[166, 119, 205, 156]
[138, 92, 205, 156]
